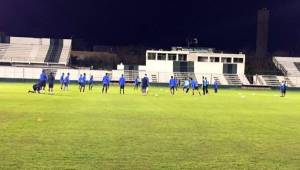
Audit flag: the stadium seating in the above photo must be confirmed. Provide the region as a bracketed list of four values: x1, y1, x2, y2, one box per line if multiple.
[0, 37, 71, 65]
[273, 57, 300, 87]
[273, 57, 300, 76]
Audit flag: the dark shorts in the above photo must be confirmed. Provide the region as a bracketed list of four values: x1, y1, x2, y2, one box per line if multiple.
[193, 86, 199, 90]
[142, 86, 148, 90]
[103, 84, 109, 88]
[170, 86, 175, 90]
[120, 85, 125, 89]
[49, 83, 54, 88]
[64, 83, 69, 87]
[80, 83, 86, 87]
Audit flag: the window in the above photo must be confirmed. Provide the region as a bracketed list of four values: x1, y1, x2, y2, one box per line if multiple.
[178, 54, 187, 61]
[210, 57, 220, 63]
[168, 54, 177, 61]
[148, 53, 156, 60]
[233, 58, 244, 63]
[198, 56, 208, 62]
[221, 57, 232, 63]
[157, 53, 166, 60]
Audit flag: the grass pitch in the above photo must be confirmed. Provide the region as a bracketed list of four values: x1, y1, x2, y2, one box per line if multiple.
[0, 83, 300, 169]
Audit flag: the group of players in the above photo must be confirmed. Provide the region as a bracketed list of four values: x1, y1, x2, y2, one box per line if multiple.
[29, 70, 151, 95]
[29, 70, 287, 97]
[29, 70, 216, 96]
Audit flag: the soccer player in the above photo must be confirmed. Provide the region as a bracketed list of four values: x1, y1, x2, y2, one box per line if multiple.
[280, 81, 287, 97]
[102, 73, 110, 94]
[63, 73, 70, 91]
[119, 74, 126, 94]
[28, 82, 42, 94]
[89, 75, 94, 91]
[169, 76, 176, 95]
[39, 70, 47, 91]
[214, 79, 218, 93]
[141, 74, 150, 95]
[60, 73, 65, 90]
[183, 78, 190, 93]
[202, 77, 206, 95]
[205, 77, 209, 94]
[78, 74, 83, 90]
[79, 73, 87, 93]
[174, 77, 178, 91]
[48, 72, 55, 95]
[134, 76, 140, 90]
[191, 78, 201, 96]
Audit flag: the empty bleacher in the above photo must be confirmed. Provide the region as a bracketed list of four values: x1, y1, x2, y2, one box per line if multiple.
[261, 75, 280, 86]
[223, 74, 242, 85]
[0, 37, 71, 66]
[273, 57, 300, 76]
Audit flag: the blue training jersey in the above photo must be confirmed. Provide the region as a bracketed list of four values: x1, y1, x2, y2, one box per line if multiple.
[119, 77, 126, 86]
[64, 76, 70, 84]
[169, 78, 176, 87]
[102, 75, 110, 85]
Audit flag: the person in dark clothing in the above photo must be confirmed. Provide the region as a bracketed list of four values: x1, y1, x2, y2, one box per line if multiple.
[48, 72, 55, 95]
[28, 82, 42, 94]
[141, 74, 150, 95]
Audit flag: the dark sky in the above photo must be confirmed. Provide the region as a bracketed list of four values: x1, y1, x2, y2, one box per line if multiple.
[0, 0, 300, 52]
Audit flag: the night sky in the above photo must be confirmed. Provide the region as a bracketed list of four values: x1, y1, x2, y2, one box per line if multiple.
[0, 0, 300, 52]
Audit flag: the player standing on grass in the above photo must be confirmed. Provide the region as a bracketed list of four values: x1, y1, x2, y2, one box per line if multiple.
[134, 76, 140, 90]
[205, 77, 209, 94]
[169, 76, 176, 95]
[141, 74, 149, 95]
[60, 73, 65, 90]
[48, 72, 55, 95]
[214, 79, 219, 93]
[102, 73, 110, 94]
[191, 78, 201, 96]
[63, 73, 70, 91]
[79, 73, 87, 93]
[39, 70, 47, 91]
[78, 74, 83, 90]
[119, 74, 126, 94]
[280, 81, 287, 97]
[202, 77, 206, 95]
[89, 75, 94, 91]
[183, 78, 190, 93]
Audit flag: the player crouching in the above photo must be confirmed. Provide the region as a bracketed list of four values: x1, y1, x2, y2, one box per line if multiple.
[28, 82, 42, 94]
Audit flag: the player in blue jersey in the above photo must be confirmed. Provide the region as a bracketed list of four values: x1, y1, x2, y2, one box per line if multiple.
[202, 77, 207, 95]
[89, 75, 94, 91]
[102, 73, 110, 94]
[169, 76, 176, 95]
[191, 78, 201, 96]
[48, 72, 55, 95]
[78, 74, 83, 90]
[60, 73, 65, 90]
[79, 73, 87, 93]
[134, 76, 140, 90]
[39, 70, 47, 91]
[119, 74, 126, 94]
[141, 74, 150, 95]
[205, 77, 209, 94]
[280, 81, 287, 97]
[63, 73, 70, 91]
[183, 78, 190, 93]
[214, 79, 219, 93]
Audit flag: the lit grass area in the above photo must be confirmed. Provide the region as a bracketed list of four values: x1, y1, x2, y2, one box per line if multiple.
[0, 82, 300, 169]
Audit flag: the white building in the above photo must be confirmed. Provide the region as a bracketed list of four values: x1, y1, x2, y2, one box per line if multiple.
[139, 47, 248, 85]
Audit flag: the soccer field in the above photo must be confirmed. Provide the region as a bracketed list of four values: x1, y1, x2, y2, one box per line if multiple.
[0, 83, 300, 169]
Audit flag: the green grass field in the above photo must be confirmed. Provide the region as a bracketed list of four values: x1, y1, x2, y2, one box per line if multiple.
[0, 83, 300, 170]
